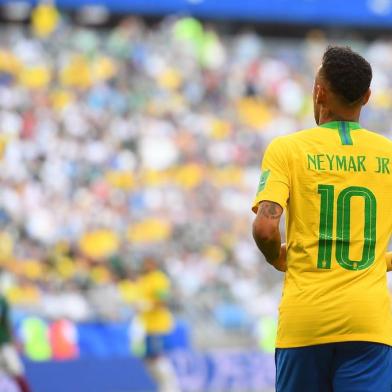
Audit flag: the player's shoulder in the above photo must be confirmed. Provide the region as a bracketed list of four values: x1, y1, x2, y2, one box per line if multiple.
[284, 126, 321, 141]
[263, 130, 314, 160]
[267, 127, 318, 148]
[358, 128, 392, 147]
[149, 270, 170, 285]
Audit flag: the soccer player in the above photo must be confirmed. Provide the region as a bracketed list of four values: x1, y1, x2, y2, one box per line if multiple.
[137, 257, 180, 392]
[252, 46, 392, 391]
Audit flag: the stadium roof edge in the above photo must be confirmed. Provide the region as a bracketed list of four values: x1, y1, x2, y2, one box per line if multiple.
[2, 0, 392, 29]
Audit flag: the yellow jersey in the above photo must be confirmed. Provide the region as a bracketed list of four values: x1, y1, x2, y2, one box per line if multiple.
[252, 121, 392, 348]
[137, 270, 174, 335]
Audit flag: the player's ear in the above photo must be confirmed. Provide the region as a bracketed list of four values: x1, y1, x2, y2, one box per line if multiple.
[362, 88, 371, 106]
[315, 84, 326, 105]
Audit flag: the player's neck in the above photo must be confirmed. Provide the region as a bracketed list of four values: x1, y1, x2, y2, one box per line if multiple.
[319, 116, 360, 125]
[318, 108, 361, 125]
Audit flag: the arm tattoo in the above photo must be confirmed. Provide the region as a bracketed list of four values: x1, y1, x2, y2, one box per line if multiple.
[259, 201, 282, 220]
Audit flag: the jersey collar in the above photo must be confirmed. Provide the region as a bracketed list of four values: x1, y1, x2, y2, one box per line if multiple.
[319, 121, 361, 146]
[319, 121, 361, 130]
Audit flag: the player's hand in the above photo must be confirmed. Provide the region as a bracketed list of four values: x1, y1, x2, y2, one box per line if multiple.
[273, 244, 287, 272]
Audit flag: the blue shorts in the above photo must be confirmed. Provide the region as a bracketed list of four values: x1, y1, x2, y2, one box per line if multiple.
[145, 334, 166, 359]
[276, 342, 392, 392]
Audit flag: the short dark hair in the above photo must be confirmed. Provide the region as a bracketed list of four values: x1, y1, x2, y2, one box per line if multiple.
[321, 45, 372, 105]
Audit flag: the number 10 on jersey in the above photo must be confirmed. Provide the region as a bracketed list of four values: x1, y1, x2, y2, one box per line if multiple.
[318, 185, 377, 271]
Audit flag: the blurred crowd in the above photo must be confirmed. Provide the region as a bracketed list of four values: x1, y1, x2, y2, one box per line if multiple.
[0, 11, 390, 344]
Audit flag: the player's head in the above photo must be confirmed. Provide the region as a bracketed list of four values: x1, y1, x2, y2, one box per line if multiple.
[313, 46, 372, 125]
[142, 256, 159, 273]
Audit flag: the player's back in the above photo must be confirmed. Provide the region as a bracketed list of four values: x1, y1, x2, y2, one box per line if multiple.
[276, 121, 392, 348]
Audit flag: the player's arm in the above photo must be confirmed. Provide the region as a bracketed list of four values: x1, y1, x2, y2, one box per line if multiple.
[252, 200, 286, 272]
[152, 275, 172, 308]
[386, 252, 392, 271]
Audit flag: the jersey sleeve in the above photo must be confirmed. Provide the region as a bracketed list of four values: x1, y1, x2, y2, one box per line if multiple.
[252, 137, 290, 213]
[153, 272, 171, 301]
